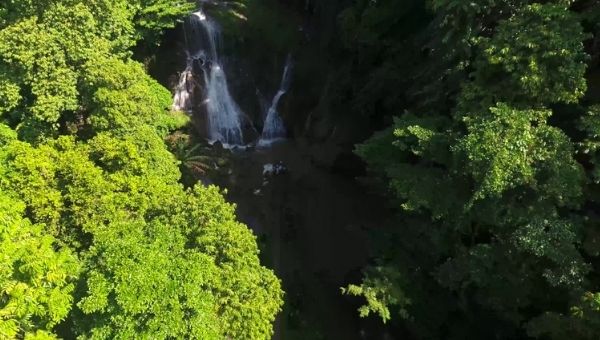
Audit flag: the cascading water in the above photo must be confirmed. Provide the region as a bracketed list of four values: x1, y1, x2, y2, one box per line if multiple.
[173, 9, 245, 147]
[258, 56, 293, 147]
[203, 63, 244, 145]
[172, 57, 194, 112]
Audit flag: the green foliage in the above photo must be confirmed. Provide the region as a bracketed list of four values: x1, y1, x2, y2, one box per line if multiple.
[456, 103, 582, 202]
[527, 291, 600, 339]
[0, 0, 284, 338]
[0, 120, 282, 340]
[580, 105, 600, 181]
[335, 0, 429, 117]
[0, 0, 190, 141]
[470, 3, 588, 107]
[350, 0, 599, 338]
[131, 0, 194, 45]
[0, 0, 191, 47]
[342, 266, 410, 323]
[356, 114, 464, 219]
[0, 16, 79, 126]
[0, 193, 79, 339]
[83, 56, 189, 135]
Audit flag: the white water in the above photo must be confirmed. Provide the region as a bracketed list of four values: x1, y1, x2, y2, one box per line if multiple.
[204, 64, 244, 145]
[172, 57, 194, 112]
[258, 56, 292, 147]
[172, 10, 245, 146]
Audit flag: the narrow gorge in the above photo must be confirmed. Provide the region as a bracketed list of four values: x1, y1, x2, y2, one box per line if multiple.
[162, 3, 392, 339]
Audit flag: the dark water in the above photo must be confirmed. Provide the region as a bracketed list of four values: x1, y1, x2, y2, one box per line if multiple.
[206, 140, 394, 339]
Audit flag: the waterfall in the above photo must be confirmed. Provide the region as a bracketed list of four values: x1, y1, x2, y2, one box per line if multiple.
[258, 56, 293, 147]
[172, 57, 194, 112]
[203, 64, 244, 145]
[172, 10, 245, 147]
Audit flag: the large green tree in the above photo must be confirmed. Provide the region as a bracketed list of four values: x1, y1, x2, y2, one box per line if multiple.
[346, 0, 600, 338]
[0, 190, 79, 340]
[0, 0, 283, 339]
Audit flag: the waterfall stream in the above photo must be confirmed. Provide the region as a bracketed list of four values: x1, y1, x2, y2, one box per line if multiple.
[173, 8, 294, 148]
[258, 56, 292, 147]
[172, 57, 193, 112]
[173, 10, 244, 147]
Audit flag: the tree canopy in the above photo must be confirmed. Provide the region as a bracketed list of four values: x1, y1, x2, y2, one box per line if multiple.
[0, 0, 283, 339]
[341, 0, 600, 338]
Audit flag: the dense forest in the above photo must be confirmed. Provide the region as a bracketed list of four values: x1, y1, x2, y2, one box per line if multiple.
[0, 1, 282, 339]
[1, 0, 600, 339]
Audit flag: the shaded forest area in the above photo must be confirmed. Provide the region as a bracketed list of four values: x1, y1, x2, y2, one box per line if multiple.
[1, 0, 600, 339]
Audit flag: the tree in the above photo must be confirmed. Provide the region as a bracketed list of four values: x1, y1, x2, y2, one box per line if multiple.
[0, 135, 283, 339]
[347, 1, 600, 338]
[0, 191, 79, 339]
[0, 0, 284, 338]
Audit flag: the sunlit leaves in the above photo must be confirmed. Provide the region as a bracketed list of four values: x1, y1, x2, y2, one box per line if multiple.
[132, 0, 194, 44]
[83, 57, 188, 135]
[456, 104, 583, 202]
[0, 133, 283, 339]
[342, 266, 410, 323]
[0, 17, 79, 126]
[0, 194, 79, 339]
[0, 0, 283, 338]
[474, 3, 588, 106]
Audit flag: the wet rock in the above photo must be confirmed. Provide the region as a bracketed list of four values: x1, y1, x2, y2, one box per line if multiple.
[212, 140, 224, 151]
[263, 162, 287, 177]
